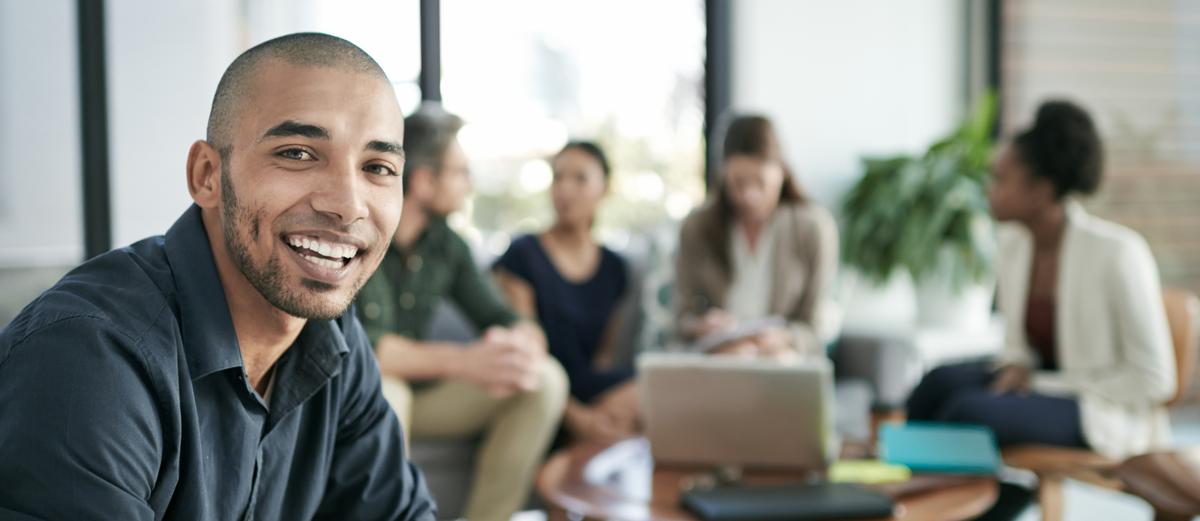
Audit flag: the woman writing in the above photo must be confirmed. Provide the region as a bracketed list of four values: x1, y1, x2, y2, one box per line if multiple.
[674, 114, 839, 357]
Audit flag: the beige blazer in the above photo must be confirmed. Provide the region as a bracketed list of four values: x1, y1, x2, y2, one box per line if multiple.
[996, 201, 1176, 458]
[673, 200, 839, 352]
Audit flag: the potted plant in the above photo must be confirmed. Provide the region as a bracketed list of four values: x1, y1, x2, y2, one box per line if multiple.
[841, 94, 997, 329]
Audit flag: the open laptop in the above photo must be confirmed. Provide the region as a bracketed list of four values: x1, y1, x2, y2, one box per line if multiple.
[638, 352, 840, 470]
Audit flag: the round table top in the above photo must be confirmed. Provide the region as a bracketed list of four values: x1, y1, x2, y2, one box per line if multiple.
[536, 437, 999, 521]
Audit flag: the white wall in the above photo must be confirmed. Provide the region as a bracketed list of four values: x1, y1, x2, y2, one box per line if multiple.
[106, 0, 420, 248]
[731, 0, 965, 210]
[1, 1, 963, 265]
[0, 1, 241, 265]
[107, 0, 240, 247]
[0, 0, 82, 266]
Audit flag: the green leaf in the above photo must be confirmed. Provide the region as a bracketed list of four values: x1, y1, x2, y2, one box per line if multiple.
[840, 90, 998, 288]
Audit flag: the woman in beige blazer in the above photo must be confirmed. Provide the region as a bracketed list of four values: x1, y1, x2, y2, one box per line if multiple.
[907, 100, 1176, 460]
[674, 114, 839, 356]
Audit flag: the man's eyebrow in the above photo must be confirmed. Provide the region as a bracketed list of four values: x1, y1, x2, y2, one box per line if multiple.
[367, 140, 405, 158]
[259, 120, 330, 142]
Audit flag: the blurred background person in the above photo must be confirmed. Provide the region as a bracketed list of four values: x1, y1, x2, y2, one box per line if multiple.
[907, 100, 1176, 457]
[673, 114, 839, 358]
[355, 105, 568, 521]
[494, 141, 638, 445]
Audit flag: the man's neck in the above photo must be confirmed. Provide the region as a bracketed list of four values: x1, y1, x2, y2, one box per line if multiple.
[202, 213, 306, 393]
[393, 204, 432, 250]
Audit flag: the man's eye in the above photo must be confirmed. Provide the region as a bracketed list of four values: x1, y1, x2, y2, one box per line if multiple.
[278, 148, 315, 161]
[366, 164, 399, 177]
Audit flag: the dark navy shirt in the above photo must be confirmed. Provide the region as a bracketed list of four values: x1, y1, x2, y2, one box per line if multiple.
[0, 206, 436, 521]
[494, 235, 632, 403]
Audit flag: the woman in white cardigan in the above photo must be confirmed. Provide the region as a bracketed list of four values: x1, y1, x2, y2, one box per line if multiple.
[907, 100, 1176, 460]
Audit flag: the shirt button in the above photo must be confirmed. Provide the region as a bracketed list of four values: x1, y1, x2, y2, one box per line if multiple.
[364, 302, 381, 319]
[400, 292, 416, 310]
[407, 255, 423, 272]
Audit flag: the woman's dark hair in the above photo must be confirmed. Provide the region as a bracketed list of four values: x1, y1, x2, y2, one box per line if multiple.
[719, 115, 806, 207]
[556, 141, 611, 178]
[1013, 100, 1104, 199]
[700, 114, 808, 279]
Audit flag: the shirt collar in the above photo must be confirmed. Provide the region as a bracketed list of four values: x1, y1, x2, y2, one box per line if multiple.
[266, 317, 349, 427]
[297, 314, 351, 371]
[164, 205, 245, 379]
[1064, 198, 1089, 224]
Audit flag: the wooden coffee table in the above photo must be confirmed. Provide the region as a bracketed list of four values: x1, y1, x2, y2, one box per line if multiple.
[537, 438, 998, 521]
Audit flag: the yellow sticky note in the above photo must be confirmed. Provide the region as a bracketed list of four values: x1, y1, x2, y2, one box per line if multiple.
[828, 459, 912, 484]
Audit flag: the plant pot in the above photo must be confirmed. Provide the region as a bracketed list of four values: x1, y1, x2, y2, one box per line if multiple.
[840, 269, 917, 335]
[914, 248, 994, 330]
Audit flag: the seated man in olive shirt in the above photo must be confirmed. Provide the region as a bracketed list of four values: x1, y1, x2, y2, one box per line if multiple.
[355, 105, 568, 521]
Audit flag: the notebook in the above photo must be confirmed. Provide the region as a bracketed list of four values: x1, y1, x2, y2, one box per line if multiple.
[878, 422, 1000, 475]
[680, 482, 895, 521]
[687, 316, 786, 353]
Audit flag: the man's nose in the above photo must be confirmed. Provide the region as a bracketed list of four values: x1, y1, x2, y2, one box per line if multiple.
[310, 161, 369, 226]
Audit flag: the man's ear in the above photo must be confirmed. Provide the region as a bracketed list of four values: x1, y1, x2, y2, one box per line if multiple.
[187, 140, 222, 209]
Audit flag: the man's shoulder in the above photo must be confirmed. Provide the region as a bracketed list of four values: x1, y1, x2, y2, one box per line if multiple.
[3, 236, 177, 357]
[426, 218, 473, 260]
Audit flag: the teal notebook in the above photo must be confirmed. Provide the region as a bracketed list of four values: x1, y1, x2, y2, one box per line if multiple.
[879, 422, 1000, 475]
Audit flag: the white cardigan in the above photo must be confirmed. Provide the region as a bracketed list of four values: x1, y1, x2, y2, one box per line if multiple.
[995, 202, 1177, 459]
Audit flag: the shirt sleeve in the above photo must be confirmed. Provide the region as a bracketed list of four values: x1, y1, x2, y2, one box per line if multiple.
[313, 313, 437, 521]
[673, 212, 710, 341]
[0, 317, 160, 521]
[787, 206, 840, 351]
[607, 248, 630, 299]
[448, 233, 519, 330]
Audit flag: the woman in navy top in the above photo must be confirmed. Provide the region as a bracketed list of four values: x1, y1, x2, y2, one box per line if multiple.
[494, 141, 638, 444]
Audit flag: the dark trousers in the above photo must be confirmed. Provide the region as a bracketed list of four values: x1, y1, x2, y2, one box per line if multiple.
[906, 361, 1087, 448]
[906, 362, 1088, 521]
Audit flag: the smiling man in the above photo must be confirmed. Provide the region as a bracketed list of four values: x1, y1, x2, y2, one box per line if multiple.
[0, 33, 435, 520]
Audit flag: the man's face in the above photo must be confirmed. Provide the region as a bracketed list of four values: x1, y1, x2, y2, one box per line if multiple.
[422, 138, 473, 217]
[218, 62, 405, 320]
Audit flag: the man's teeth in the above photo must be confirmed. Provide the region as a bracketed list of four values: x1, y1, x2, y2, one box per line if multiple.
[300, 253, 344, 270]
[285, 235, 359, 260]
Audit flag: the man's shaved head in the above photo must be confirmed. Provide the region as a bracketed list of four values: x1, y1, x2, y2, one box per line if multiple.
[206, 32, 390, 154]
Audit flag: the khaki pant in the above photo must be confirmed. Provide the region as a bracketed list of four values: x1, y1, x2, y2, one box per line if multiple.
[381, 359, 568, 521]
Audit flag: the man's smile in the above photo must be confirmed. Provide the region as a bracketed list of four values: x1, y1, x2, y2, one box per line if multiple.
[282, 232, 367, 284]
